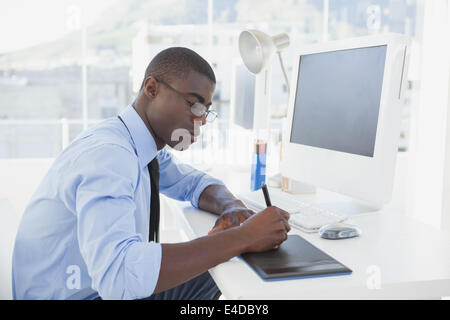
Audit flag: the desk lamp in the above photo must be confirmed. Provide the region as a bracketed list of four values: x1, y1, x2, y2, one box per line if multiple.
[238, 29, 290, 190]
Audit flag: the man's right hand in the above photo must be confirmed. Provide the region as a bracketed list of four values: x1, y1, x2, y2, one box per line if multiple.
[238, 206, 290, 252]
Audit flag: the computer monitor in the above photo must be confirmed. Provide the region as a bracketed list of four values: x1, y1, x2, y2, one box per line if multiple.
[280, 34, 410, 208]
[230, 61, 256, 130]
[227, 61, 257, 167]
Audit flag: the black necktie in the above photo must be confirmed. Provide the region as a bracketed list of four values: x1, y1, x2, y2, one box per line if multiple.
[118, 115, 160, 243]
[148, 157, 160, 243]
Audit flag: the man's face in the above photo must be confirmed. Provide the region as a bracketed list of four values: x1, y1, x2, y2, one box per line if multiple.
[146, 70, 215, 150]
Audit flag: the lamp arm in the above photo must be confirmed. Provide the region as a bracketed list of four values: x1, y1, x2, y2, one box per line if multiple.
[277, 51, 290, 98]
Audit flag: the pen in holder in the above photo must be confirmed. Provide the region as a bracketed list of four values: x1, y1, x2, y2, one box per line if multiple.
[250, 139, 267, 191]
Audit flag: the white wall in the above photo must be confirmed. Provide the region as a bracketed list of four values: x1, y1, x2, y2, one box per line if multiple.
[0, 158, 54, 214]
[406, 0, 450, 230]
[0, 158, 54, 299]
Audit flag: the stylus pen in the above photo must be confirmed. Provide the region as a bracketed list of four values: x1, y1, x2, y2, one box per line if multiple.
[262, 184, 280, 249]
[261, 184, 272, 207]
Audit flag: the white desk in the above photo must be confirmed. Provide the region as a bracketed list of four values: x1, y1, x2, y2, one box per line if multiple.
[161, 164, 450, 300]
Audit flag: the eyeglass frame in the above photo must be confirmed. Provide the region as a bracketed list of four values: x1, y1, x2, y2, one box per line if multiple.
[151, 76, 217, 123]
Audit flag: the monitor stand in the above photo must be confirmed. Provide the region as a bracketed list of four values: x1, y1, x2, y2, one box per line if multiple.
[319, 197, 382, 217]
[281, 178, 383, 218]
[281, 176, 317, 195]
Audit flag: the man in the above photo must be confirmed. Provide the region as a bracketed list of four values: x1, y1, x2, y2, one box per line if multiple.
[12, 47, 290, 300]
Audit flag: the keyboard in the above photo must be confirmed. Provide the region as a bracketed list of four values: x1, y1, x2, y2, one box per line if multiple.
[238, 188, 347, 233]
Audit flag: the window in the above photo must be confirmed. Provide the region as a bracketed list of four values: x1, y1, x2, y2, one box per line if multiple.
[0, 0, 422, 161]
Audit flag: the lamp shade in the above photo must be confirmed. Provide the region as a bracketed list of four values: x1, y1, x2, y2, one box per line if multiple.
[239, 29, 290, 74]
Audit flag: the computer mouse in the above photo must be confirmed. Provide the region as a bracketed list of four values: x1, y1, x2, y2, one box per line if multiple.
[319, 223, 361, 240]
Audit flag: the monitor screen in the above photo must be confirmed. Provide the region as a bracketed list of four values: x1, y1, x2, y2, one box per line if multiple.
[290, 45, 387, 157]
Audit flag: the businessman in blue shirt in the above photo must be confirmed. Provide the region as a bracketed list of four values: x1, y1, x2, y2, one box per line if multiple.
[12, 47, 290, 300]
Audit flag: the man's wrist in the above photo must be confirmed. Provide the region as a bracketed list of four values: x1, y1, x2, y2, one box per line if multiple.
[228, 224, 251, 254]
[198, 184, 249, 215]
[221, 199, 248, 213]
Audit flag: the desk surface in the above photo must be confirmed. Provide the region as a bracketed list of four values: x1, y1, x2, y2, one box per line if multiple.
[162, 164, 450, 299]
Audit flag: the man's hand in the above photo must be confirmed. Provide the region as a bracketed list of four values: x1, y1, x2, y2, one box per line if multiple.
[239, 206, 290, 252]
[197, 185, 257, 234]
[208, 203, 255, 235]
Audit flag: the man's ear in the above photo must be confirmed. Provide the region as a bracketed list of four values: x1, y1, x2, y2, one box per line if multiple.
[143, 76, 158, 98]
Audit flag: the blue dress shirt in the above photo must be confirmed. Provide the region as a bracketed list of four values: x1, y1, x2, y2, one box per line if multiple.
[12, 105, 224, 300]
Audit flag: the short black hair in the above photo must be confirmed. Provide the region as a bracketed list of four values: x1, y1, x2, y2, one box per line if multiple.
[140, 47, 216, 90]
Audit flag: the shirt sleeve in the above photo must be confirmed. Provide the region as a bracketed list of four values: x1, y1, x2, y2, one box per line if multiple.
[157, 148, 225, 208]
[62, 143, 162, 300]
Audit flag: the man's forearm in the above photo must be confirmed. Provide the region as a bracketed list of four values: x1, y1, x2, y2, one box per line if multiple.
[198, 184, 246, 215]
[154, 226, 247, 293]
[153, 185, 248, 293]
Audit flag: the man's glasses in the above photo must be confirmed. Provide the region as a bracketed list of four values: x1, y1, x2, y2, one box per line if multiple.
[152, 76, 217, 123]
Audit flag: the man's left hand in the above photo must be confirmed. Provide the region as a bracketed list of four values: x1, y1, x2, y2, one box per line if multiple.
[208, 204, 255, 235]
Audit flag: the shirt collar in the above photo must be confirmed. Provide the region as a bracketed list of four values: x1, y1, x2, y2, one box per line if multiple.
[118, 105, 158, 169]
